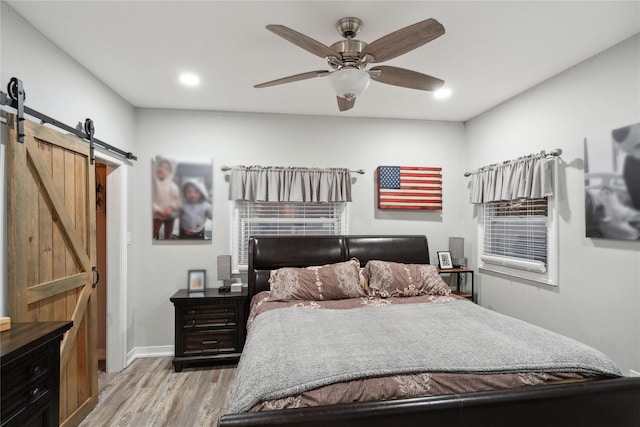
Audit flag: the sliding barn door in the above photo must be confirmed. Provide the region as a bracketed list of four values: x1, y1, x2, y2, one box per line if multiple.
[6, 114, 98, 427]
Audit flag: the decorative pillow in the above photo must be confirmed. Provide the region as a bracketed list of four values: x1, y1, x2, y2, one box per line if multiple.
[362, 260, 451, 298]
[269, 258, 365, 301]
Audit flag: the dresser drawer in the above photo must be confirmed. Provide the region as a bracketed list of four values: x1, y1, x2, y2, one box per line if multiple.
[1, 376, 50, 425]
[181, 305, 237, 329]
[1, 322, 70, 427]
[182, 330, 239, 355]
[1, 345, 52, 395]
[1, 345, 53, 423]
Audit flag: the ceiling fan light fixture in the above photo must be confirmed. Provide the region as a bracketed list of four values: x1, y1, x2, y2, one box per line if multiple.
[328, 68, 370, 100]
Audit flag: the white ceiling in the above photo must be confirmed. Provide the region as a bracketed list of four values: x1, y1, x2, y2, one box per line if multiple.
[6, 1, 640, 121]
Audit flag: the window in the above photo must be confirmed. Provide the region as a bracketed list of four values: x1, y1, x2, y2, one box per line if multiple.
[232, 201, 349, 272]
[479, 195, 558, 286]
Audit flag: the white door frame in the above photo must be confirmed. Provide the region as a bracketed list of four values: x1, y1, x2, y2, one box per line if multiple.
[1, 125, 7, 317]
[95, 151, 129, 372]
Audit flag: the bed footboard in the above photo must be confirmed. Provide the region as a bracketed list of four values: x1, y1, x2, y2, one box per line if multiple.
[219, 377, 640, 427]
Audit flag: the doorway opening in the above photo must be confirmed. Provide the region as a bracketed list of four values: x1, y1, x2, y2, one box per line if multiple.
[95, 151, 129, 373]
[95, 162, 113, 371]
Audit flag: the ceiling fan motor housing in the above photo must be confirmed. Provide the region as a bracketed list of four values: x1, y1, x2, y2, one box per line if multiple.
[336, 17, 362, 38]
[330, 39, 368, 66]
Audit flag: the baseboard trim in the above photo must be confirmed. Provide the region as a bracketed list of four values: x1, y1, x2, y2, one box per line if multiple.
[126, 345, 174, 367]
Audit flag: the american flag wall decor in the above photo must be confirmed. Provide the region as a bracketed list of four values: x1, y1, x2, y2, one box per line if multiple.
[376, 166, 443, 210]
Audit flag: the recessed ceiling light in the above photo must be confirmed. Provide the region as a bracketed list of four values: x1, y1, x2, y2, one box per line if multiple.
[179, 72, 200, 87]
[434, 88, 452, 99]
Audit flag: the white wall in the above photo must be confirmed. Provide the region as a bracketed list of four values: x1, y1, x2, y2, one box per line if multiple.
[463, 35, 640, 374]
[0, 1, 137, 356]
[132, 109, 466, 347]
[0, 3, 135, 152]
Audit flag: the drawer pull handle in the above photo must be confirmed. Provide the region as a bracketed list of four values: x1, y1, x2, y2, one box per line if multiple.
[188, 310, 196, 315]
[202, 340, 218, 346]
[191, 320, 196, 326]
[30, 366, 42, 376]
[30, 388, 40, 400]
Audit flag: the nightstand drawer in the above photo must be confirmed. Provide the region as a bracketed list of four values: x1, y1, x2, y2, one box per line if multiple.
[182, 305, 237, 329]
[182, 330, 238, 355]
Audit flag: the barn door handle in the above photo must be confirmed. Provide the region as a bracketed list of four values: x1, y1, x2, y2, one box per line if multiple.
[92, 266, 100, 288]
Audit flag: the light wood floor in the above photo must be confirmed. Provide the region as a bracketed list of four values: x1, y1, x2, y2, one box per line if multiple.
[79, 357, 237, 427]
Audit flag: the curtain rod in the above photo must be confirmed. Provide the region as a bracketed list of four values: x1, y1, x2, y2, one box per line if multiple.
[220, 165, 365, 174]
[464, 148, 562, 177]
[0, 77, 137, 162]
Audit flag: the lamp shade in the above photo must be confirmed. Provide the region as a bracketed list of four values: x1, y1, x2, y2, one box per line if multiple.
[328, 68, 370, 100]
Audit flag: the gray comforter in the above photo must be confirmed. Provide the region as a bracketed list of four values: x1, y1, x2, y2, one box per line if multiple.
[227, 299, 621, 414]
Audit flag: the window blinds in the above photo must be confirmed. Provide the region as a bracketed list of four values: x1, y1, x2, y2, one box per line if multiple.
[233, 201, 348, 270]
[481, 198, 548, 273]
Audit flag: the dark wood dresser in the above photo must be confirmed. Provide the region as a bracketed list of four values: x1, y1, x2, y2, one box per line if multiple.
[170, 288, 248, 372]
[1, 321, 72, 427]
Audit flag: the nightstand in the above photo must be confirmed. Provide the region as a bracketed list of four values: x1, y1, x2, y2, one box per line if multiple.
[438, 267, 475, 303]
[170, 288, 248, 372]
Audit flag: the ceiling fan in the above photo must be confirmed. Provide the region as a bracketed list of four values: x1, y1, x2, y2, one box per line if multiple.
[254, 17, 446, 112]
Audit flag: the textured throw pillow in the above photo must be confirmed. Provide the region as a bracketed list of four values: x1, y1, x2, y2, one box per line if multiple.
[362, 260, 451, 298]
[269, 258, 365, 301]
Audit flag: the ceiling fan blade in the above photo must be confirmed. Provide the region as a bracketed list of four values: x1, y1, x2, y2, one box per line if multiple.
[266, 25, 341, 60]
[254, 70, 331, 88]
[337, 96, 356, 112]
[362, 18, 445, 63]
[370, 66, 444, 91]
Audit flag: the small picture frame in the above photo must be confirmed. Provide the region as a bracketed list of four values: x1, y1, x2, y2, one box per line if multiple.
[187, 269, 206, 292]
[437, 251, 454, 269]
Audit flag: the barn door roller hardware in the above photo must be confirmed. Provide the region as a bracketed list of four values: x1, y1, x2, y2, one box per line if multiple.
[85, 118, 96, 164]
[0, 77, 137, 161]
[4, 78, 25, 142]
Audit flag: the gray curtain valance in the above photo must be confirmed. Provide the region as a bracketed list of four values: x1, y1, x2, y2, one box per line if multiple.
[469, 154, 554, 204]
[230, 166, 352, 202]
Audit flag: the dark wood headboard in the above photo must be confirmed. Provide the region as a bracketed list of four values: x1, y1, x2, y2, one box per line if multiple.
[247, 235, 430, 299]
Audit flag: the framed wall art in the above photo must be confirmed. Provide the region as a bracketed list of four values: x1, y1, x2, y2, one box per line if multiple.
[152, 156, 213, 241]
[584, 123, 640, 240]
[376, 166, 442, 210]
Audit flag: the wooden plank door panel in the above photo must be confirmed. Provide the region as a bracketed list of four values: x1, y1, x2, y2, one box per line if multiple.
[6, 114, 98, 427]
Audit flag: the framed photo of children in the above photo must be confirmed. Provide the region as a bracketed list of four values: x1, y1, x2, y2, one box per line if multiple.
[437, 251, 454, 269]
[152, 156, 213, 241]
[187, 269, 206, 292]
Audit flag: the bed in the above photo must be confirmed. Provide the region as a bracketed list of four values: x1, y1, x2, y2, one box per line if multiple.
[219, 235, 640, 427]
